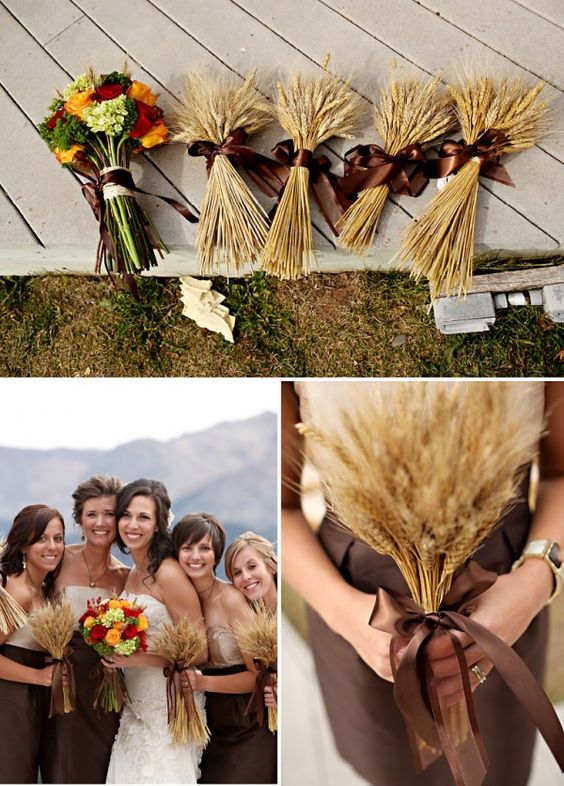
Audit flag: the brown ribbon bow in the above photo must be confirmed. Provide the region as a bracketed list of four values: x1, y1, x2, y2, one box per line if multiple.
[339, 143, 429, 198]
[188, 128, 288, 199]
[271, 140, 352, 235]
[370, 561, 564, 786]
[424, 129, 515, 187]
[245, 658, 278, 729]
[46, 646, 76, 717]
[80, 167, 198, 277]
[163, 661, 199, 728]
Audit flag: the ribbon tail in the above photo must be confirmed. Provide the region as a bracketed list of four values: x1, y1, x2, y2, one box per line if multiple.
[480, 162, 515, 187]
[309, 172, 351, 236]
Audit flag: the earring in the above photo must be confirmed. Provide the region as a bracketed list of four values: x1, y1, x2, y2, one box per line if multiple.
[81, 532, 85, 542]
[21, 552, 27, 570]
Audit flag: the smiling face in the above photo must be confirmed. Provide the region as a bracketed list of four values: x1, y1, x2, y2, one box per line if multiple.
[177, 533, 216, 581]
[231, 545, 275, 603]
[22, 517, 65, 574]
[117, 495, 157, 554]
[80, 495, 117, 549]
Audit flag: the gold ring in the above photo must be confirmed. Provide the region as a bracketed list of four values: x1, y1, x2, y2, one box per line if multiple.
[471, 664, 487, 685]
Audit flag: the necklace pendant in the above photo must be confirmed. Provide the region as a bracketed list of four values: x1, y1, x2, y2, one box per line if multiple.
[90, 581, 95, 588]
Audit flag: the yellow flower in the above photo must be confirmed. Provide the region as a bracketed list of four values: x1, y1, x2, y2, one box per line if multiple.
[113, 622, 123, 631]
[64, 90, 94, 118]
[108, 599, 121, 609]
[138, 120, 168, 149]
[121, 599, 132, 608]
[54, 144, 84, 165]
[137, 614, 149, 632]
[126, 80, 158, 106]
[104, 628, 122, 647]
[83, 616, 96, 629]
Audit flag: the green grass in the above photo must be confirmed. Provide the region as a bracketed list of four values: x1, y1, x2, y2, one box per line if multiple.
[0, 269, 562, 376]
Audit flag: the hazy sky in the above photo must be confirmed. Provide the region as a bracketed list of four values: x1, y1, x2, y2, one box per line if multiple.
[0, 378, 279, 450]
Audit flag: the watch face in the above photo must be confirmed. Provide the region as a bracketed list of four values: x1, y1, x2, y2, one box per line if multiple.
[548, 543, 562, 570]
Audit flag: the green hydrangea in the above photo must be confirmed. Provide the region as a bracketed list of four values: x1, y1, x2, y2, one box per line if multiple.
[63, 73, 95, 99]
[101, 608, 126, 626]
[82, 95, 136, 136]
[114, 639, 138, 656]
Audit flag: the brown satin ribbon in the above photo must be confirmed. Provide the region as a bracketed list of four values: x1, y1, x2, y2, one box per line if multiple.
[424, 129, 515, 187]
[188, 128, 288, 199]
[271, 140, 351, 235]
[46, 646, 76, 717]
[339, 143, 428, 198]
[245, 658, 278, 729]
[163, 660, 199, 729]
[80, 167, 198, 277]
[370, 562, 564, 786]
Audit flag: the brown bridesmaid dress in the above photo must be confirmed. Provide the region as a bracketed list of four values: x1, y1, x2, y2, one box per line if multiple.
[41, 586, 120, 784]
[308, 471, 548, 786]
[199, 625, 277, 784]
[0, 625, 50, 784]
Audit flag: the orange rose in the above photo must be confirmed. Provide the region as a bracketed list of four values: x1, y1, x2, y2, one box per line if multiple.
[138, 120, 168, 149]
[112, 622, 123, 631]
[64, 90, 94, 118]
[126, 80, 158, 106]
[104, 628, 122, 647]
[108, 599, 122, 609]
[137, 614, 149, 632]
[54, 144, 84, 164]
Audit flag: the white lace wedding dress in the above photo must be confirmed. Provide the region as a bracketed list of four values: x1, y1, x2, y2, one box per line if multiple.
[106, 594, 206, 784]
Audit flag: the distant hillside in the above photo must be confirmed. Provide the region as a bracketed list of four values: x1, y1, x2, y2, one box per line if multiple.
[0, 413, 277, 550]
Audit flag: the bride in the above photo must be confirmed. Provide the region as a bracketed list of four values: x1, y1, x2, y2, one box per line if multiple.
[103, 479, 208, 784]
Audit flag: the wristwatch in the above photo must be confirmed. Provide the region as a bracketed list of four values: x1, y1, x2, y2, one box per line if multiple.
[512, 539, 562, 604]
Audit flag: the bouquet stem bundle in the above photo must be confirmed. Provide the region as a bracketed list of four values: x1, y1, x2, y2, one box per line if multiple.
[150, 617, 209, 746]
[338, 72, 456, 255]
[262, 60, 363, 279]
[233, 602, 277, 732]
[395, 75, 550, 298]
[173, 71, 272, 275]
[297, 381, 543, 612]
[0, 583, 28, 635]
[30, 597, 76, 714]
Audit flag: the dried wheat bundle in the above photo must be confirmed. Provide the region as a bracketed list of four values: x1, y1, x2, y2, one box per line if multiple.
[233, 602, 277, 732]
[395, 74, 550, 298]
[172, 70, 272, 275]
[0, 582, 28, 635]
[262, 59, 363, 278]
[297, 381, 543, 612]
[150, 617, 209, 746]
[30, 596, 76, 714]
[338, 71, 456, 255]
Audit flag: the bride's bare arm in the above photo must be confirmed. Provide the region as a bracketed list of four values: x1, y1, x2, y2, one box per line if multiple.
[281, 382, 398, 682]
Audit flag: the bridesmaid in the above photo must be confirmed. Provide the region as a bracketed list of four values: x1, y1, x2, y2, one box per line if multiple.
[172, 514, 277, 784]
[42, 475, 129, 784]
[0, 505, 64, 784]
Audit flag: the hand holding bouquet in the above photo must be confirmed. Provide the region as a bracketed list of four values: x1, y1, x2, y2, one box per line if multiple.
[39, 68, 195, 277]
[79, 596, 148, 712]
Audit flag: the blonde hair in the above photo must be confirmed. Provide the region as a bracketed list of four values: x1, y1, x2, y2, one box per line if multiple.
[224, 531, 277, 581]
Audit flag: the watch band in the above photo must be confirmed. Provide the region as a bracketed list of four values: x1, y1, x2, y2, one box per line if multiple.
[511, 539, 562, 605]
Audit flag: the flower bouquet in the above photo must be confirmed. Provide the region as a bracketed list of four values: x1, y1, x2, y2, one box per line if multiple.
[150, 616, 209, 746]
[79, 596, 148, 712]
[298, 381, 564, 786]
[233, 602, 277, 733]
[39, 68, 195, 277]
[30, 597, 76, 716]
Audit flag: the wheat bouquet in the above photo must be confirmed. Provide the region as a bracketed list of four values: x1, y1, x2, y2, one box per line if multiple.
[173, 71, 273, 275]
[262, 61, 363, 279]
[338, 72, 456, 255]
[298, 381, 564, 786]
[30, 597, 76, 715]
[0, 582, 27, 635]
[233, 602, 278, 733]
[150, 617, 209, 746]
[395, 74, 550, 298]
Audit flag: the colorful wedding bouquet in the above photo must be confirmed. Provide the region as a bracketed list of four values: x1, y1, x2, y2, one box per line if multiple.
[79, 596, 148, 711]
[39, 68, 194, 277]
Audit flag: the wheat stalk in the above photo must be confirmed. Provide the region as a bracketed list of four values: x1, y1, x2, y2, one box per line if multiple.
[150, 617, 209, 746]
[298, 381, 543, 612]
[262, 59, 364, 279]
[30, 596, 76, 713]
[0, 583, 28, 635]
[172, 70, 272, 275]
[338, 70, 456, 255]
[395, 74, 550, 298]
[233, 602, 278, 732]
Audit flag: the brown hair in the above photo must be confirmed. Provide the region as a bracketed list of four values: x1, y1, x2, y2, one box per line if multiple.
[224, 531, 277, 582]
[72, 475, 124, 524]
[172, 513, 226, 569]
